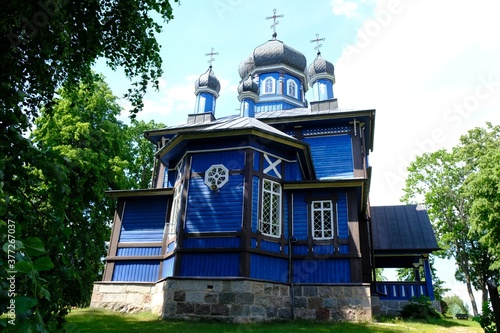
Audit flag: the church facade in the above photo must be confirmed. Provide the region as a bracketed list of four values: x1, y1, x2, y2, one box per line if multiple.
[90, 16, 440, 321]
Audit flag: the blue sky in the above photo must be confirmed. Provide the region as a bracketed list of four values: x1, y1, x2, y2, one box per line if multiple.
[95, 0, 500, 310]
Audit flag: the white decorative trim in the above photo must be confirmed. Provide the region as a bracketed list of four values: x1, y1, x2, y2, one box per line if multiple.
[286, 79, 298, 99]
[204, 164, 229, 190]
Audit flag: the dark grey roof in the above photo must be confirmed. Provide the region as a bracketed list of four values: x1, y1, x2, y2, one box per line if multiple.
[307, 52, 335, 81]
[238, 75, 259, 95]
[195, 66, 220, 94]
[371, 205, 439, 253]
[238, 39, 307, 79]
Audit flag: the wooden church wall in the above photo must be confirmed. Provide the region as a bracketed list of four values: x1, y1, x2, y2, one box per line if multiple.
[303, 134, 353, 179]
[179, 252, 240, 277]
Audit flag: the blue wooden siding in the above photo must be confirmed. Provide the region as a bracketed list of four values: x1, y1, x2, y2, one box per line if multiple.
[166, 169, 176, 187]
[183, 237, 241, 248]
[255, 101, 298, 113]
[304, 134, 353, 179]
[313, 244, 335, 255]
[292, 259, 350, 283]
[260, 240, 281, 253]
[185, 175, 244, 233]
[283, 193, 289, 239]
[292, 193, 308, 239]
[180, 253, 240, 277]
[293, 245, 308, 255]
[250, 254, 288, 282]
[339, 245, 349, 254]
[161, 257, 175, 279]
[116, 247, 162, 256]
[112, 260, 159, 282]
[253, 152, 260, 171]
[251, 176, 259, 233]
[190, 151, 244, 173]
[337, 193, 349, 238]
[285, 161, 303, 181]
[119, 197, 168, 243]
[376, 282, 428, 300]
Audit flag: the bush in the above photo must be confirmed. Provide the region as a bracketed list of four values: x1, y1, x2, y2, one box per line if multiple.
[473, 301, 496, 333]
[400, 296, 441, 319]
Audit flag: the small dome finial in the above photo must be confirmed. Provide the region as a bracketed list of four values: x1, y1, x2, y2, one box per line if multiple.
[266, 8, 283, 39]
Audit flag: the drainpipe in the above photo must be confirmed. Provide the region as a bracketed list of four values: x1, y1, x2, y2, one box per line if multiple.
[288, 236, 297, 319]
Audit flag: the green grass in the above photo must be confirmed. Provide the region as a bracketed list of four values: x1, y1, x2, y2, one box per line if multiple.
[65, 308, 483, 333]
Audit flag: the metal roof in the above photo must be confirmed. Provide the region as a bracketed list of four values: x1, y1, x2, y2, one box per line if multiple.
[200, 116, 295, 139]
[371, 205, 439, 253]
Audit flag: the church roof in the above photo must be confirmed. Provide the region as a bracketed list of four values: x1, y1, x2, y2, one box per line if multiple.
[201, 116, 295, 140]
[370, 205, 439, 253]
[238, 39, 307, 79]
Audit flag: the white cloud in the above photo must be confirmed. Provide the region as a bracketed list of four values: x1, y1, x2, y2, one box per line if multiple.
[331, 0, 360, 18]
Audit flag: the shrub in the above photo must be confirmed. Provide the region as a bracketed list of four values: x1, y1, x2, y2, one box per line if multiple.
[400, 296, 441, 319]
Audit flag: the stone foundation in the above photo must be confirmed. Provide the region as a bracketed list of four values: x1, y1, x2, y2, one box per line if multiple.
[91, 277, 372, 322]
[375, 298, 442, 316]
[90, 281, 166, 315]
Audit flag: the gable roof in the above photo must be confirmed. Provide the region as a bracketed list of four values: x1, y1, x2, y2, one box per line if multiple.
[370, 205, 439, 253]
[200, 116, 295, 140]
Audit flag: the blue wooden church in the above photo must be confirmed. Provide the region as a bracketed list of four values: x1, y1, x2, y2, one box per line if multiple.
[91, 15, 440, 321]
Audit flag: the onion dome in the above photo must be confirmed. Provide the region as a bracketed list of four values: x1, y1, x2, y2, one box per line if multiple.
[238, 39, 307, 79]
[238, 75, 259, 96]
[307, 52, 335, 86]
[195, 66, 221, 97]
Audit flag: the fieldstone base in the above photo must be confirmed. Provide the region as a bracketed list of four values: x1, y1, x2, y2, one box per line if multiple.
[90, 281, 166, 315]
[90, 278, 372, 322]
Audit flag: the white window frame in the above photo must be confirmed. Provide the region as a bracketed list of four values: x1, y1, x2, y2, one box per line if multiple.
[287, 79, 298, 99]
[166, 162, 183, 239]
[311, 200, 334, 240]
[262, 76, 276, 94]
[259, 179, 282, 237]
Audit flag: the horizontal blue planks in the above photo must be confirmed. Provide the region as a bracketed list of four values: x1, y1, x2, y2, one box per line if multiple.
[250, 254, 288, 282]
[293, 245, 309, 255]
[285, 161, 303, 181]
[190, 151, 244, 172]
[112, 260, 159, 282]
[293, 259, 350, 283]
[183, 237, 241, 248]
[161, 257, 175, 279]
[339, 245, 349, 254]
[260, 240, 281, 253]
[119, 196, 168, 243]
[185, 175, 244, 233]
[116, 247, 161, 256]
[304, 134, 353, 179]
[313, 244, 335, 255]
[180, 253, 240, 277]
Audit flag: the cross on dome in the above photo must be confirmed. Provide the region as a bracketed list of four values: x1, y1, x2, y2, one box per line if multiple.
[266, 8, 284, 39]
[310, 33, 325, 54]
[205, 47, 219, 68]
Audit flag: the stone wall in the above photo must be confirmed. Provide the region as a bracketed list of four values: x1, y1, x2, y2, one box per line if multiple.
[90, 281, 166, 315]
[90, 278, 373, 322]
[163, 277, 372, 322]
[376, 298, 442, 316]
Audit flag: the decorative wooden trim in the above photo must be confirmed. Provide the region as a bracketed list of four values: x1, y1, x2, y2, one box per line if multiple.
[106, 188, 173, 197]
[103, 199, 126, 281]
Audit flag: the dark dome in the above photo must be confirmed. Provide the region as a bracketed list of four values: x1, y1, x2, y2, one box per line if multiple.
[238, 39, 307, 79]
[195, 66, 221, 95]
[308, 52, 335, 78]
[238, 75, 259, 95]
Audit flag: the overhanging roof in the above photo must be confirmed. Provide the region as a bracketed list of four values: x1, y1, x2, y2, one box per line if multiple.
[371, 205, 439, 254]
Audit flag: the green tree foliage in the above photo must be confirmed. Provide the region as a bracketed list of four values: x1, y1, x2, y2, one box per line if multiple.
[31, 73, 132, 308]
[443, 295, 469, 317]
[402, 123, 500, 317]
[1, 1, 177, 329]
[126, 120, 166, 189]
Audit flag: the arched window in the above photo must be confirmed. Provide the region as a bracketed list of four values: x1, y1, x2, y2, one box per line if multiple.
[262, 77, 276, 94]
[287, 79, 298, 99]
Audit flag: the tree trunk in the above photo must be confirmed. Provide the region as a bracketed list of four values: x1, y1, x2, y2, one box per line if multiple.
[487, 280, 500, 333]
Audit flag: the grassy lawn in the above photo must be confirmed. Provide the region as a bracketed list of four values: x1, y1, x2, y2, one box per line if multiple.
[65, 308, 483, 333]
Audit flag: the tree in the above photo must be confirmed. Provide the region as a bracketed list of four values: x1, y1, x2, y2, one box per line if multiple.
[402, 124, 500, 316]
[126, 119, 166, 189]
[0, 2, 178, 329]
[443, 295, 469, 317]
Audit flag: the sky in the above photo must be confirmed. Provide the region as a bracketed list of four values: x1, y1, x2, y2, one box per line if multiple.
[95, 0, 500, 311]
